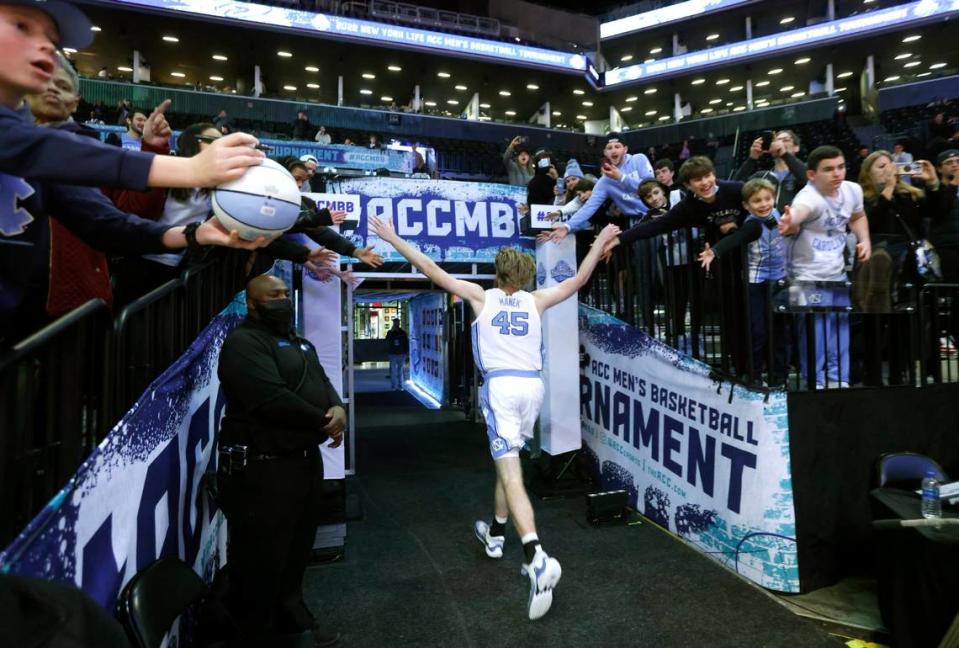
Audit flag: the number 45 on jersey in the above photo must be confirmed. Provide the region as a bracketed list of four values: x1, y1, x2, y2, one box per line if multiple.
[491, 310, 528, 336]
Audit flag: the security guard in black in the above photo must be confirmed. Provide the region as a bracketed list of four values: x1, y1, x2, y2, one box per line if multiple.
[216, 274, 344, 646]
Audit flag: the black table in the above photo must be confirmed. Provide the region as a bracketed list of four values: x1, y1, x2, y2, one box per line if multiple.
[870, 488, 959, 648]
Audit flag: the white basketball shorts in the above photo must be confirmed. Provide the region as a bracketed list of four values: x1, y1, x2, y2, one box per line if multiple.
[479, 372, 544, 460]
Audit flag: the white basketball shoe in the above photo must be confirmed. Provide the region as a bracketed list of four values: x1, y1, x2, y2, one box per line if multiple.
[521, 549, 562, 620]
[473, 520, 504, 558]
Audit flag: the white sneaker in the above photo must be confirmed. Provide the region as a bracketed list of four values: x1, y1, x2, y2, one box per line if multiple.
[520, 549, 562, 620]
[473, 520, 504, 558]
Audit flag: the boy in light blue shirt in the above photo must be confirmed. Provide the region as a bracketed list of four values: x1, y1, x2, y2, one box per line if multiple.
[699, 178, 788, 384]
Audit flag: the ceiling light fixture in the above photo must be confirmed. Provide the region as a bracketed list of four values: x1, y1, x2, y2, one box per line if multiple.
[650, 47, 662, 54]
[425, 100, 437, 106]
[447, 99, 459, 105]
[305, 66, 319, 72]
[277, 50, 293, 57]
[733, 106, 746, 111]
[582, 101, 593, 106]
[902, 34, 921, 43]
[209, 75, 223, 81]
[768, 68, 783, 75]
[480, 103, 491, 108]
[644, 88, 657, 94]
[755, 80, 770, 87]
[894, 53, 912, 60]
[283, 85, 297, 91]
[691, 78, 705, 85]
[837, 71, 853, 78]
[170, 72, 185, 78]
[455, 84, 467, 90]
[117, 66, 133, 72]
[645, 110, 657, 116]
[506, 110, 517, 116]
[795, 57, 811, 64]
[715, 78, 730, 85]
[362, 73, 376, 79]
[162, 35, 179, 42]
[709, 98, 722, 104]
[904, 61, 921, 68]
[212, 54, 228, 61]
[621, 55, 633, 61]
[360, 89, 373, 94]
[62, 47, 77, 54]
[929, 62, 947, 69]
[90, 25, 101, 32]
[706, 33, 719, 41]
[659, 115, 671, 121]
[573, 89, 585, 95]
[576, 114, 587, 120]
[917, 72, 931, 77]
[552, 110, 561, 116]
[307, 83, 320, 89]
[730, 85, 743, 91]
[883, 75, 901, 82]
[834, 87, 847, 92]
[791, 91, 806, 97]
[527, 83, 539, 90]
[701, 108, 714, 113]
[499, 90, 511, 96]
[381, 96, 392, 101]
[621, 106, 632, 112]
[626, 96, 638, 102]
[780, 16, 794, 24]
[780, 85, 795, 92]
[437, 71, 451, 78]
[388, 65, 402, 71]
[644, 58, 655, 63]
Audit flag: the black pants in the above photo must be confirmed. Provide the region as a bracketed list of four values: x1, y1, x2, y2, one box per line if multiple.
[218, 452, 323, 637]
[748, 282, 788, 383]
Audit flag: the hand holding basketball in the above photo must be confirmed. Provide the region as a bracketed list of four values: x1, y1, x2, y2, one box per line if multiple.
[191, 132, 265, 187]
[193, 218, 272, 249]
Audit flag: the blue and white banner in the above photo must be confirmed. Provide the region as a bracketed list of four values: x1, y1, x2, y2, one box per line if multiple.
[579, 306, 799, 593]
[409, 293, 446, 405]
[107, 0, 586, 73]
[335, 178, 533, 263]
[0, 301, 244, 613]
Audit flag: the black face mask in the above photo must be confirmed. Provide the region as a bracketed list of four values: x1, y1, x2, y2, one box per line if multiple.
[253, 298, 294, 335]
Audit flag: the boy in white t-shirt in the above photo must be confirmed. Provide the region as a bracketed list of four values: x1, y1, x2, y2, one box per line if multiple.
[778, 146, 872, 388]
[370, 215, 620, 621]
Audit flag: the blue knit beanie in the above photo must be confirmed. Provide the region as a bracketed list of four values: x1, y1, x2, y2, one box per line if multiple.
[564, 159, 584, 179]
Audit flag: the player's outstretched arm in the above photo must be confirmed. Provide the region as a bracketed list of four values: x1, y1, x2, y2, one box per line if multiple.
[533, 224, 620, 314]
[370, 217, 486, 313]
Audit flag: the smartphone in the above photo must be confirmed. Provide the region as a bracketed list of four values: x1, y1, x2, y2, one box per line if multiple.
[760, 130, 775, 151]
[895, 162, 921, 175]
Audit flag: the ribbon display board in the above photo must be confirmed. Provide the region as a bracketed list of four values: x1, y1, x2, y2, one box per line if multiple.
[336, 177, 532, 263]
[579, 306, 799, 593]
[409, 293, 446, 404]
[0, 302, 245, 616]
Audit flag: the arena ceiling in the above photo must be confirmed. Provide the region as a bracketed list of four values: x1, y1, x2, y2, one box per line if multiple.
[68, 2, 957, 131]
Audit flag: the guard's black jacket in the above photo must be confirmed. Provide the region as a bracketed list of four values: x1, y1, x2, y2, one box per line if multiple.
[218, 318, 343, 454]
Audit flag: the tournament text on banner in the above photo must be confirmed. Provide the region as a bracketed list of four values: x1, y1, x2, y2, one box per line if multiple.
[579, 306, 799, 593]
[335, 177, 533, 263]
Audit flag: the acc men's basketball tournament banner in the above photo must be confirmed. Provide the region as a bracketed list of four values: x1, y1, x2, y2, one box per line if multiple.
[0, 302, 246, 613]
[579, 306, 799, 593]
[334, 178, 532, 263]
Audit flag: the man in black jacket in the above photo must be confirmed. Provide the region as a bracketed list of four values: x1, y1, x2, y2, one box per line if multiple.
[733, 130, 807, 212]
[385, 318, 409, 390]
[217, 274, 345, 646]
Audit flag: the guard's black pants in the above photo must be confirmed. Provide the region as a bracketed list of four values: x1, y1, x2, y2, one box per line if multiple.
[218, 452, 323, 637]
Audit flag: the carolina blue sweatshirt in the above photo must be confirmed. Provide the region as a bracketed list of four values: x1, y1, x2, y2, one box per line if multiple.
[1, 105, 169, 345]
[560, 153, 654, 232]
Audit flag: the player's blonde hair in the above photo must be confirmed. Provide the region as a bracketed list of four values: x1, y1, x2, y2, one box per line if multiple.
[495, 247, 535, 292]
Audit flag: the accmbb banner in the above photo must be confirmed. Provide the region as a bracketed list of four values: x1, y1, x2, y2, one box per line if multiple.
[409, 292, 446, 404]
[336, 177, 532, 263]
[578, 306, 799, 593]
[0, 301, 245, 613]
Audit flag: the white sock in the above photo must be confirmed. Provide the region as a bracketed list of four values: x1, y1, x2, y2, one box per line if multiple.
[521, 532, 540, 546]
[495, 515, 508, 524]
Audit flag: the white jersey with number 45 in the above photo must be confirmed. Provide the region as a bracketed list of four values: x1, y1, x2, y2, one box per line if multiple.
[471, 288, 542, 374]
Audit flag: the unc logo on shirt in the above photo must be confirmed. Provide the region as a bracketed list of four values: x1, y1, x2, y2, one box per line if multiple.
[536, 262, 546, 287]
[0, 174, 36, 237]
[491, 438, 507, 453]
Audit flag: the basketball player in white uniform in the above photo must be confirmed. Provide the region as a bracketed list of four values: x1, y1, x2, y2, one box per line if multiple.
[370, 216, 620, 620]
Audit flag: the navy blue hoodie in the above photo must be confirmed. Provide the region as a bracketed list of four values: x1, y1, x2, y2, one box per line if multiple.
[1, 104, 170, 344]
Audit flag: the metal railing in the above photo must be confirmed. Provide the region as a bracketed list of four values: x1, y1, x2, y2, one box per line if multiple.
[0, 252, 248, 546]
[586, 228, 958, 392]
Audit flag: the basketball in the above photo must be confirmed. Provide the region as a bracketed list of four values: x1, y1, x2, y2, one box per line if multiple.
[212, 158, 302, 240]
